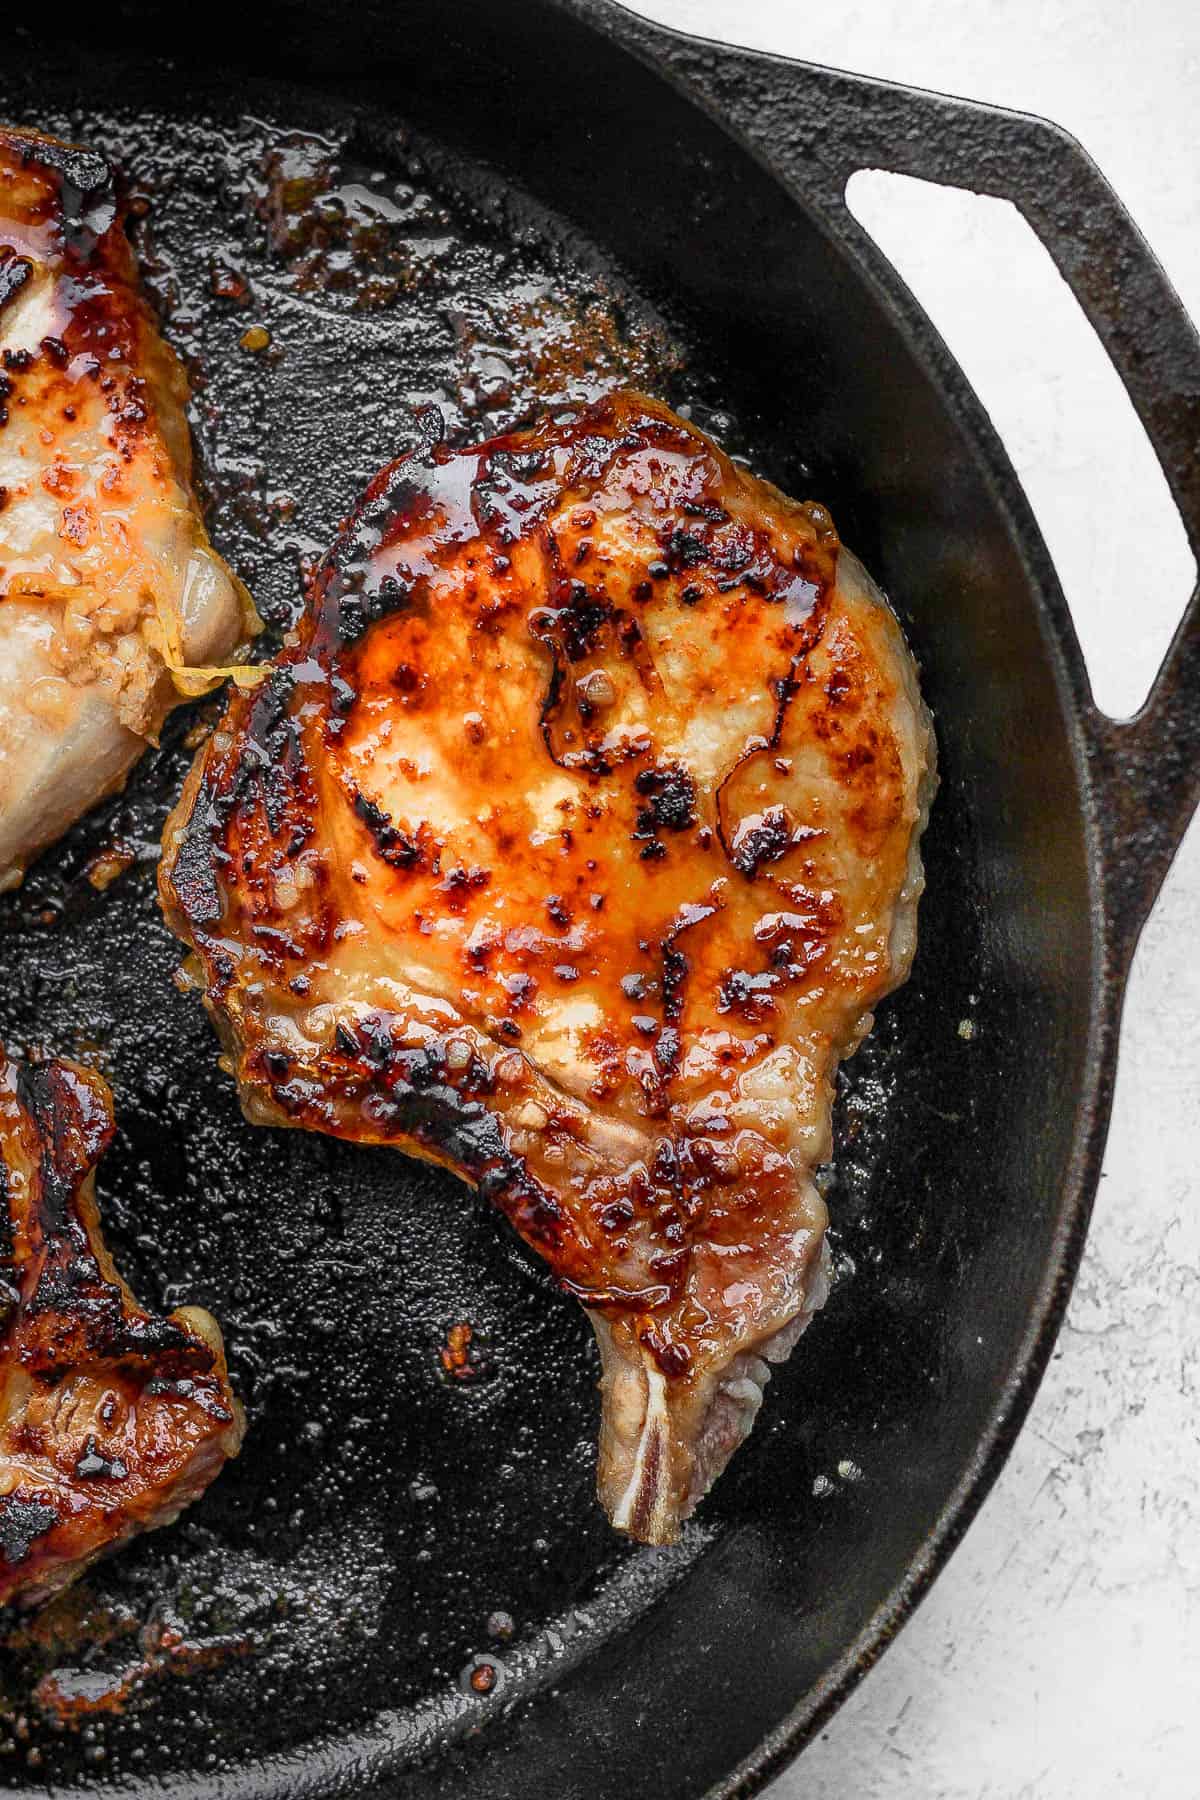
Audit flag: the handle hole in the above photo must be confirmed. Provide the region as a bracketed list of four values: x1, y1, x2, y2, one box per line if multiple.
[845, 169, 1196, 720]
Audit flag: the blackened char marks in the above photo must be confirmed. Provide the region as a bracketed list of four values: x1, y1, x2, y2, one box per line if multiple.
[11, 1064, 208, 1375]
[714, 666, 813, 880]
[261, 1024, 566, 1253]
[0, 1054, 244, 1604]
[314, 409, 483, 658]
[0, 249, 30, 317]
[651, 897, 722, 1077]
[0, 1498, 58, 1568]
[472, 445, 559, 543]
[556, 584, 612, 664]
[351, 788, 427, 872]
[245, 668, 317, 841]
[5, 130, 111, 230]
[718, 890, 839, 1022]
[25, 1247, 201, 1375]
[532, 579, 633, 775]
[169, 675, 310, 937]
[74, 1438, 129, 1481]
[311, 461, 435, 656]
[717, 966, 781, 1021]
[665, 527, 707, 571]
[530, 578, 614, 681]
[169, 799, 225, 929]
[16, 1061, 113, 1233]
[728, 805, 793, 878]
[634, 765, 696, 838]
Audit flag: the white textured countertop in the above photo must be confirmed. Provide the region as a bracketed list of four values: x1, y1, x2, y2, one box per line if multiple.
[631, 3, 1200, 1794]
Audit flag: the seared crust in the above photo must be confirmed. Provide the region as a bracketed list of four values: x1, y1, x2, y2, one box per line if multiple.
[0, 126, 255, 889]
[0, 1056, 244, 1608]
[160, 392, 934, 1541]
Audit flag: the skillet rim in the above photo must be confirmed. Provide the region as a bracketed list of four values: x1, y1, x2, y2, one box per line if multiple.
[561, 4, 1185, 1791]
[5, 3, 1196, 1792]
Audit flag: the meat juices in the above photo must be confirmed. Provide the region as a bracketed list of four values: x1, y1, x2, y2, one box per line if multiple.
[159, 392, 935, 1543]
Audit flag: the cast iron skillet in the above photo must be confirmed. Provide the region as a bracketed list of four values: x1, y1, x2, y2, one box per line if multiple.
[2, 2, 1198, 1794]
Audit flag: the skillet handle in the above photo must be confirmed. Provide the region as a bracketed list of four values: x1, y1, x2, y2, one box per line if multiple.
[792, 73, 1200, 954]
[601, 7, 1200, 955]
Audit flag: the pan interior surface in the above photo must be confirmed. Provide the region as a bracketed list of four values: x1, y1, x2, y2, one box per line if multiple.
[0, 7, 1097, 1795]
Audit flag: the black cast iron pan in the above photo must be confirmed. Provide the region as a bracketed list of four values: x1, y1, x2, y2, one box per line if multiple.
[1, 2, 1198, 1794]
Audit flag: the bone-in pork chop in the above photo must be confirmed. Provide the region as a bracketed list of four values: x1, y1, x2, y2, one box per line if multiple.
[159, 392, 935, 1543]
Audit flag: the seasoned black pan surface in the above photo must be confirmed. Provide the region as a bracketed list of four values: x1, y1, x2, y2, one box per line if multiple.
[2, 3, 1196, 1795]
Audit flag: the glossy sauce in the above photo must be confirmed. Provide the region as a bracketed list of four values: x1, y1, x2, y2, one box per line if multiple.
[161, 392, 929, 1402]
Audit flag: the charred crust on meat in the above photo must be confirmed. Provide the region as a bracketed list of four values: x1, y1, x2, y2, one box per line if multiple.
[0, 248, 31, 318]
[0, 132, 113, 275]
[0, 1498, 58, 1567]
[728, 805, 794, 878]
[0, 1053, 243, 1602]
[350, 787, 427, 871]
[74, 1436, 129, 1481]
[254, 1023, 566, 1252]
[10, 132, 110, 212]
[156, 387, 934, 1547]
[12, 1064, 211, 1373]
[717, 967, 781, 1020]
[665, 527, 707, 570]
[165, 801, 226, 928]
[634, 764, 697, 837]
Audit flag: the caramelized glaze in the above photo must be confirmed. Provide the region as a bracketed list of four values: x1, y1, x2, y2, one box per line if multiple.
[160, 392, 935, 1541]
[0, 1056, 244, 1607]
[0, 127, 254, 889]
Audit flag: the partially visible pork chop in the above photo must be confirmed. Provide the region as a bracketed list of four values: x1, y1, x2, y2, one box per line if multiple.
[0, 126, 257, 891]
[0, 1055, 244, 1608]
[160, 391, 935, 1543]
